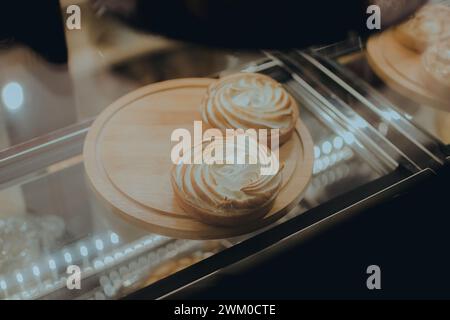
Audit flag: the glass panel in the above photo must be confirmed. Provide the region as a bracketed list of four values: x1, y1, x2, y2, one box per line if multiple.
[0, 61, 386, 298]
[315, 0, 450, 146]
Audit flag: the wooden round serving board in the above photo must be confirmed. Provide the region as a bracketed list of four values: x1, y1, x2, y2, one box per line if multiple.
[366, 30, 449, 111]
[83, 78, 314, 239]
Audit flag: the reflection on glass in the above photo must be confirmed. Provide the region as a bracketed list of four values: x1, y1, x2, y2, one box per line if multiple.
[1, 82, 24, 111]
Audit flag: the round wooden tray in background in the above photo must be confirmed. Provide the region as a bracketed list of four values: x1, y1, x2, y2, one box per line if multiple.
[366, 30, 449, 111]
[83, 78, 314, 239]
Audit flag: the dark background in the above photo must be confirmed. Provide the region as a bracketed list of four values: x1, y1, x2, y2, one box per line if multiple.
[168, 162, 450, 299]
[0, 0, 426, 64]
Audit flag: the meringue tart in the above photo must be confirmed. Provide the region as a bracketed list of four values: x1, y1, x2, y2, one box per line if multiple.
[394, 4, 450, 53]
[201, 73, 298, 145]
[421, 38, 450, 101]
[171, 134, 283, 227]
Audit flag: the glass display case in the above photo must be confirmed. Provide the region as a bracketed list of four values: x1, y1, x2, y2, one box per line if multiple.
[0, 1, 449, 300]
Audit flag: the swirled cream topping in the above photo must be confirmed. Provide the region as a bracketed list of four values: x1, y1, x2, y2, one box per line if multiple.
[201, 73, 297, 144]
[423, 38, 450, 86]
[171, 134, 283, 223]
[395, 4, 450, 52]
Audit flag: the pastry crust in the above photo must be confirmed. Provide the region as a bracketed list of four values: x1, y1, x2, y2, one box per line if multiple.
[393, 4, 450, 53]
[421, 38, 450, 100]
[201, 73, 298, 145]
[171, 135, 283, 227]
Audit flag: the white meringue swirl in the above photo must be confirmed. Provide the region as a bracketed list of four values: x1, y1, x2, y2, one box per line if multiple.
[201, 73, 298, 145]
[423, 39, 450, 84]
[394, 4, 450, 52]
[171, 134, 283, 227]
[422, 38, 450, 99]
